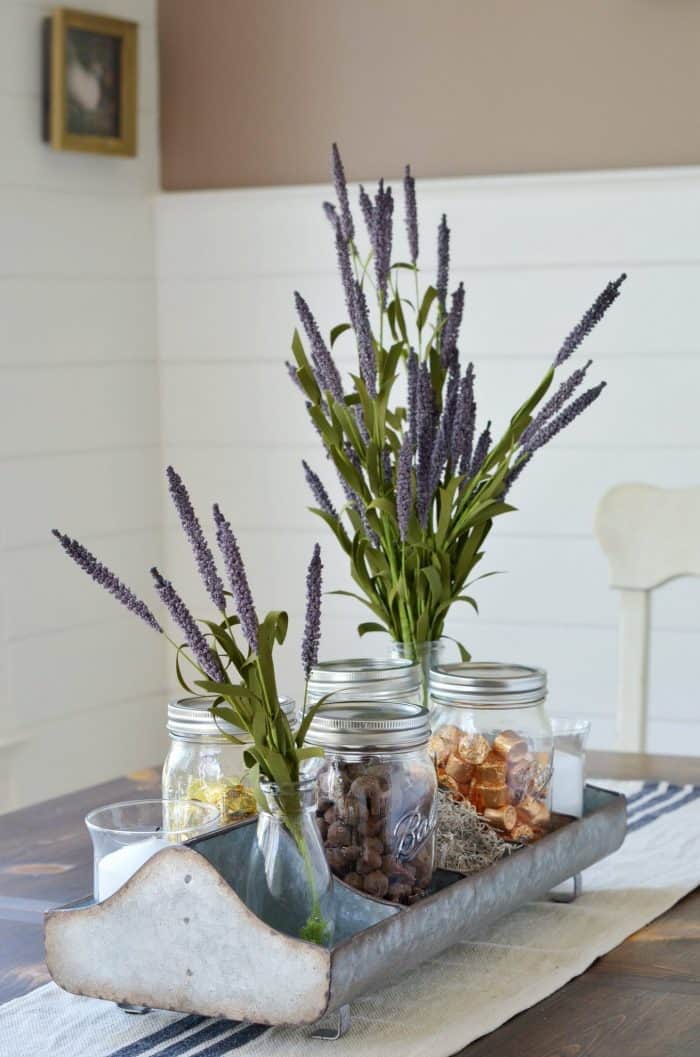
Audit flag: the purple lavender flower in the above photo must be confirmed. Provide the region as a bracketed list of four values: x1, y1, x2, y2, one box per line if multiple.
[52, 530, 162, 632]
[359, 185, 374, 234]
[353, 404, 370, 446]
[453, 363, 476, 476]
[335, 221, 358, 328]
[331, 143, 354, 243]
[381, 444, 392, 485]
[555, 274, 626, 366]
[471, 421, 492, 477]
[429, 418, 448, 499]
[403, 164, 419, 264]
[396, 433, 413, 541]
[322, 201, 338, 228]
[151, 567, 225, 682]
[302, 460, 338, 519]
[306, 400, 333, 460]
[436, 214, 450, 313]
[301, 543, 323, 680]
[407, 348, 419, 450]
[440, 362, 460, 465]
[294, 291, 344, 402]
[166, 466, 226, 612]
[285, 360, 305, 394]
[353, 280, 377, 396]
[524, 382, 607, 453]
[441, 282, 465, 368]
[373, 179, 394, 306]
[520, 360, 592, 448]
[503, 452, 532, 497]
[213, 504, 259, 654]
[416, 362, 437, 527]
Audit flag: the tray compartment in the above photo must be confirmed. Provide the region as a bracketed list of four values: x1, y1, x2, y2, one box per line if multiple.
[44, 785, 626, 1025]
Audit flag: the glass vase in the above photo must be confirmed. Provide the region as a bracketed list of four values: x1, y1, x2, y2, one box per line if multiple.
[244, 778, 334, 946]
[391, 639, 448, 707]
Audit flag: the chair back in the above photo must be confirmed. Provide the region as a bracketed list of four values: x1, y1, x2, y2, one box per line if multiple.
[595, 484, 700, 751]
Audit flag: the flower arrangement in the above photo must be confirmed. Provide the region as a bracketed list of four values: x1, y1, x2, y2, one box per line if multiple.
[53, 466, 330, 943]
[288, 145, 626, 664]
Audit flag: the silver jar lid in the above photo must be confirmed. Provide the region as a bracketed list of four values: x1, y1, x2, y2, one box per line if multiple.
[307, 657, 420, 698]
[429, 663, 546, 707]
[304, 700, 431, 752]
[167, 695, 296, 742]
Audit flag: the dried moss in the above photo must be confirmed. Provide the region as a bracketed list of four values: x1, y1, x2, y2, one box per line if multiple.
[436, 790, 512, 876]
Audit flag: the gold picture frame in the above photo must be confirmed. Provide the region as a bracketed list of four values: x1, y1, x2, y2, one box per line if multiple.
[44, 7, 138, 156]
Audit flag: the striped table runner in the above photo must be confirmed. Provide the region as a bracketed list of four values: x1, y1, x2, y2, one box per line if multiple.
[1, 779, 698, 1057]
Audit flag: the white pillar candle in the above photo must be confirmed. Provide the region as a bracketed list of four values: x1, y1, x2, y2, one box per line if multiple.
[96, 836, 166, 901]
[551, 749, 584, 818]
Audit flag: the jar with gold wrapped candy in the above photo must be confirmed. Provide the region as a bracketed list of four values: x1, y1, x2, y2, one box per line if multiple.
[428, 664, 552, 842]
[303, 701, 438, 904]
[162, 695, 297, 824]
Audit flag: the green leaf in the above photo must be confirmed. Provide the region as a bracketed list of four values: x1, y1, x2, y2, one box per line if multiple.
[330, 323, 352, 347]
[357, 621, 388, 637]
[296, 746, 324, 761]
[443, 635, 472, 662]
[417, 286, 438, 330]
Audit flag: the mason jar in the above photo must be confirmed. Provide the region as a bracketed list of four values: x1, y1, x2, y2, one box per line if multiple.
[303, 701, 437, 904]
[306, 658, 421, 708]
[162, 695, 296, 825]
[429, 663, 552, 842]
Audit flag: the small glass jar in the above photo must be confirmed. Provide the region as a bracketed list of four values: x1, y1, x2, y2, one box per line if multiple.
[391, 640, 449, 707]
[244, 778, 334, 946]
[162, 695, 296, 824]
[306, 657, 421, 708]
[304, 701, 437, 904]
[429, 663, 552, 842]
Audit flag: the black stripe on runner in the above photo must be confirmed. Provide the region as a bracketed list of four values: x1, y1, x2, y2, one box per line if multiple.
[152, 1019, 241, 1057]
[626, 784, 683, 822]
[624, 781, 660, 809]
[627, 785, 700, 833]
[109, 1014, 206, 1057]
[188, 1022, 270, 1056]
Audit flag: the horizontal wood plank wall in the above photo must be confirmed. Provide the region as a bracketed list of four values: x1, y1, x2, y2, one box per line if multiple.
[0, 0, 168, 811]
[155, 167, 700, 756]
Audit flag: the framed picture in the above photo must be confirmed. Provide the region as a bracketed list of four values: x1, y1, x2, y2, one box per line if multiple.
[43, 7, 138, 156]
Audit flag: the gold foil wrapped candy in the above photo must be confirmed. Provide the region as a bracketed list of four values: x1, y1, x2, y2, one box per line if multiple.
[186, 777, 257, 824]
[434, 723, 551, 843]
[458, 733, 490, 765]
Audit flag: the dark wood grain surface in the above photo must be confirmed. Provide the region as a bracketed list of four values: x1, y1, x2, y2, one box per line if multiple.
[0, 755, 698, 1056]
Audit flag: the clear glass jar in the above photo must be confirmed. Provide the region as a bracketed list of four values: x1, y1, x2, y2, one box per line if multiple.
[429, 663, 552, 842]
[244, 778, 334, 946]
[304, 701, 437, 904]
[391, 640, 449, 707]
[162, 695, 296, 825]
[306, 657, 421, 708]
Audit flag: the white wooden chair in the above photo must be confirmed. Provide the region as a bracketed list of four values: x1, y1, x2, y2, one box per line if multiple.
[595, 484, 700, 752]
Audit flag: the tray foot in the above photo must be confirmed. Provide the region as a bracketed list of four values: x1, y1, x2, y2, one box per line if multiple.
[311, 1004, 351, 1040]
[117, 1002, 152, 1014]
[549, 873, 582, 903]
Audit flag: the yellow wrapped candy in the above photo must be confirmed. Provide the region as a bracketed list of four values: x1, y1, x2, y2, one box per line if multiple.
[186, 777, 257, 824]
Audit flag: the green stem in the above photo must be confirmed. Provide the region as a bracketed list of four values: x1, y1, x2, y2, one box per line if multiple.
[283, 805, 330, 946]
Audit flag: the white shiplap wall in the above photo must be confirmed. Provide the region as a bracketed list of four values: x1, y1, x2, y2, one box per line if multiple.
[0, 0, 168, 810]
[155, 167, 700, 756]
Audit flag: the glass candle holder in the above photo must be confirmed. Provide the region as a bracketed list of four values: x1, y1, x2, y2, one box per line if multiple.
[550, 717, 591, 818]
[85, 799, 219, 902]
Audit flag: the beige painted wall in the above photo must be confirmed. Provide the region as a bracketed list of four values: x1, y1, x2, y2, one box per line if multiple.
[158, 0, 700, 190]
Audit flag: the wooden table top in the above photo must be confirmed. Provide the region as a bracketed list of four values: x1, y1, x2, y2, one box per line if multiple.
[1, 753, 698, 1055]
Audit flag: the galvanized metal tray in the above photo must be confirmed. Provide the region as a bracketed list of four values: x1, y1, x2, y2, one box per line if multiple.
[44, 785, 625, 1029]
